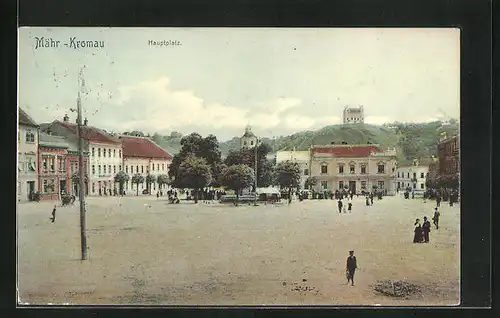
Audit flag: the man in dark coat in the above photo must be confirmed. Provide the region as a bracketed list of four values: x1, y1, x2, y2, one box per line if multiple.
[50, 205, 57, 223]
[432, 208, 440, 229]
[422, 216, 431, 243]
[337, 199, 343, 214]
[436, 196, 441, 207]
[346, 250, 358, 286]
[369, 193, 374, 205]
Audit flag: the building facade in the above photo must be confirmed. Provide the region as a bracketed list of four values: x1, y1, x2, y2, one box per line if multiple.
[42, 115, 122, 196]
[120, 136, 172, 195]
[38, 133, 70, 200]
[438, 134, 460, 189]
[240, 125, 258, 149]
[310, 144, 397, 194]
[395, 158, 430, 194]
[18, 109, 39, 202]
[276, 150, 310, 189]
[343, 106, 364, 124]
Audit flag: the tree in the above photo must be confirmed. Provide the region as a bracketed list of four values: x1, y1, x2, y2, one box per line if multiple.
[178, 156, 212, 203]
[157, 174, 170, 190]
[114, 171, 129, 194]
[145, 174, 157, 194]
[304, 176, 318, 190]
[220, 164, 255, 206]
[131, 173, 144, 196]
[274, 160, 301, 202]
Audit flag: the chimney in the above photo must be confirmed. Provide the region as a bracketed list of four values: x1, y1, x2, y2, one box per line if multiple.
[63, 114, 69, 122]
[84, 118, 88, 126]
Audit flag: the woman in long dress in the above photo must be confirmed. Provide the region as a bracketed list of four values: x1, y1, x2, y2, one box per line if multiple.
[413, 219, 422, 243]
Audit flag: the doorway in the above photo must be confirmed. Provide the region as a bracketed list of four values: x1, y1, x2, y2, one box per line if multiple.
[349, 181, 356, 193]
[27, 181, 35, 200]
[60, 180, 66, 195]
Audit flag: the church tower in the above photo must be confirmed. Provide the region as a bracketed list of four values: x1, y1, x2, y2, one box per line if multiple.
[240, 125, 258, 149]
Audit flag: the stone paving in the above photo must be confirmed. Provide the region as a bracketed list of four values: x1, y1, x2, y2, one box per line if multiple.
[17, 194, 460, 306]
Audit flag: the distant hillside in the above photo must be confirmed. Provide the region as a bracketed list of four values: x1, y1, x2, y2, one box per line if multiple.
[128, 121, 459, 164]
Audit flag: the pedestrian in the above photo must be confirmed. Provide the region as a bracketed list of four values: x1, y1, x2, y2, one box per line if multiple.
[346, 250, 358, 286]
[413, 219, 422, 243]
[156, 191, 159, 199]
[50, 205, 57, 223]
[432, 208, 440, 229]
[365, 196, 370, 206]
[422, 216, 431, 243]
[337, 198, 343, 214]
[370, 193, 374, 205]
[412, 191, 415, 199]
[348, 201, 352, 213]
[350, 192, 354, 200]
[436, 196, 441, 207]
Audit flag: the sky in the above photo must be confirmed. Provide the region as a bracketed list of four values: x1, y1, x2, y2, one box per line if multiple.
[18, 28, 460, 141]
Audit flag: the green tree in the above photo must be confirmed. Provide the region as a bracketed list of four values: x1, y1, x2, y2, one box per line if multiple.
[114, 171, 130, 194]
[157, 174, 170, 190]
[178, 156, 212, 203]
[220, 164, 255, 206]
[304, 176, 318, 190]
[145, 174, 157, 194]
[131, 173, 144, 196]
[274, 160, 301, 202]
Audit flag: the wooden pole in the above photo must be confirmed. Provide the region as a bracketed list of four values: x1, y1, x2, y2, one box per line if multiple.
[77, 69, 87, 260]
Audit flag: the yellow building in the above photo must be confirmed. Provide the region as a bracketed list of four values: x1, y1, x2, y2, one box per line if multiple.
[310, 144, 397, 194]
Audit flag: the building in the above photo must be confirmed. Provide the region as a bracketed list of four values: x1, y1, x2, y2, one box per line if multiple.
[38, 132, 71, 200]
[395, 158, 432, 194]
[437, 133, 460, 189]
[343, 105, 364, 124]
[120, 135, 173, 195]
[240, 125, 258, 149]
[310, 144, 397, 194]
[41, 115, 122, 196]
[276, 150, 310, 189]
[18, 109, 39, 202]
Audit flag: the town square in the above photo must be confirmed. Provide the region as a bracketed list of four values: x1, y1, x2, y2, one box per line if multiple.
[17, 28, 460, 306]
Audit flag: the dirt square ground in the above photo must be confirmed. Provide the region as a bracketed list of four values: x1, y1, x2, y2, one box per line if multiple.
[17, 194, 460, 306]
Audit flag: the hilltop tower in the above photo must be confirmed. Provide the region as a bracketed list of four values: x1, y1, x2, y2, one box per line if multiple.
[343, 105, 364, 124]
[240, 125, 258, 149]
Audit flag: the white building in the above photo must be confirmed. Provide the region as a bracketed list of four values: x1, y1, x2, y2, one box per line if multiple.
[343, 105, 364, 124]
[240, 125, 258, 149]
[395, 158, 431, 194]
[42, 115, 123, 196]
[120, 136, 172, 195]
[18, 108, 39, 202]
[276, 150, 311, 190]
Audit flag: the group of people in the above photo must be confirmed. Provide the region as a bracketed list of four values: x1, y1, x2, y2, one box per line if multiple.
[413, 208, 440, 243]
[337, 197, 353, 213]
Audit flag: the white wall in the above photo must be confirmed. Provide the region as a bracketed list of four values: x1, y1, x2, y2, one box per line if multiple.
[88, 142, 123, 195]
[18, 124, 39, 201]
[395, 166, 429, 192]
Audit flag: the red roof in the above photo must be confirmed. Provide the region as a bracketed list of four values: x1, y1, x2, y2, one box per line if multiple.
[55, 120, 121, 144]
[120, 136, 172, 160]
[312, 145, 381, 157]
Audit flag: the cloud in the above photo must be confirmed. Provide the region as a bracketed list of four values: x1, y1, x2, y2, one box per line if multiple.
[365, 116, 392, 125]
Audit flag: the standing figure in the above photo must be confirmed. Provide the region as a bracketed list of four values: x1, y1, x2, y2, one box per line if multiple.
[346, 250, 358, 286]
[337, 199, 343, 214]
[422, 216, 431, 243]
[436, 196, 442, 207]
[369, 193, 374, 205]
[413, 219, 422, 243]
[50, 205, 57, 223]
[432, 208, 440, 229]
[348, 201, 352, 213]
[365, 196, 370, 206]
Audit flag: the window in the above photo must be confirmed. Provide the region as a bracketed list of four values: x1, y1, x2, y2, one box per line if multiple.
[251, 140, 254, 145]
[103, 165, 106, 174]
[119, 165, 122, 171]
[157, 164, 159, 171]
[378, 181, 385, 189]
[413, 172, 417, 179]
[108, 165, 111, 174]
[43, 157, 48, 171]
[338, 165, 344, 174]
[26, 156, 36, 172]
[98, 148, 101, 157]
[152, 164, 155, 171]
[304, 169, 309, 176]
[407, 172, 409, 178]
[377, 164, 385, 174]
[361, 181, 367, 189]
[113, 165, 116, 174]
[349, 165, 355, 174]
[244, 141, 247, 146]
[119, 150, 122, 158]
[397, 181, 401, 188]
[321, 164, 328, 174]
[92, 165, 95, 175]
[141, 166, 144, 173]
[108, 149, 111, 157]
[113, 149, 116, 157]
[162, 164, 165, 171]
[339, 181, 344, 189]
[397, 172, 400, 178]
[136, 165, 139, 173]
[361, 165, 366, 174]
[420, 172, 424, 178]
[125, 165, 128, 173]
[58, 158, 65, 171]
[92, 148, 95, 156]
[25, 130, 35, 143]
[92, 182, 95, 194]
[43, 180, 48, 193]
[321, 181, 328, 190]
[420, 183, 424, 189]
[49, 157, 55, 171]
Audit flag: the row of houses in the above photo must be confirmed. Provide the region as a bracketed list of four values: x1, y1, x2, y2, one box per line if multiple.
[17, 109, 173, 202]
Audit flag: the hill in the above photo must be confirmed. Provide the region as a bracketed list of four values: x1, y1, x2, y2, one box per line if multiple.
[130, 121, 459, 164]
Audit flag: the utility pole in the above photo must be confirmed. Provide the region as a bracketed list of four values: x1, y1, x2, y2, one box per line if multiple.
[254, 138, 259, 206]
[77, 69, 88, 260]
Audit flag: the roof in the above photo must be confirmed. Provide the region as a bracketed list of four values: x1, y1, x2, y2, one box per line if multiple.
[312, 145, 381, 157]
[242, 131, 256, 138]
[39, 133, 71, 149]
[19, 109, 38, 127]
[54, 120, 121, 144]
[120, 136, 173, 160]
